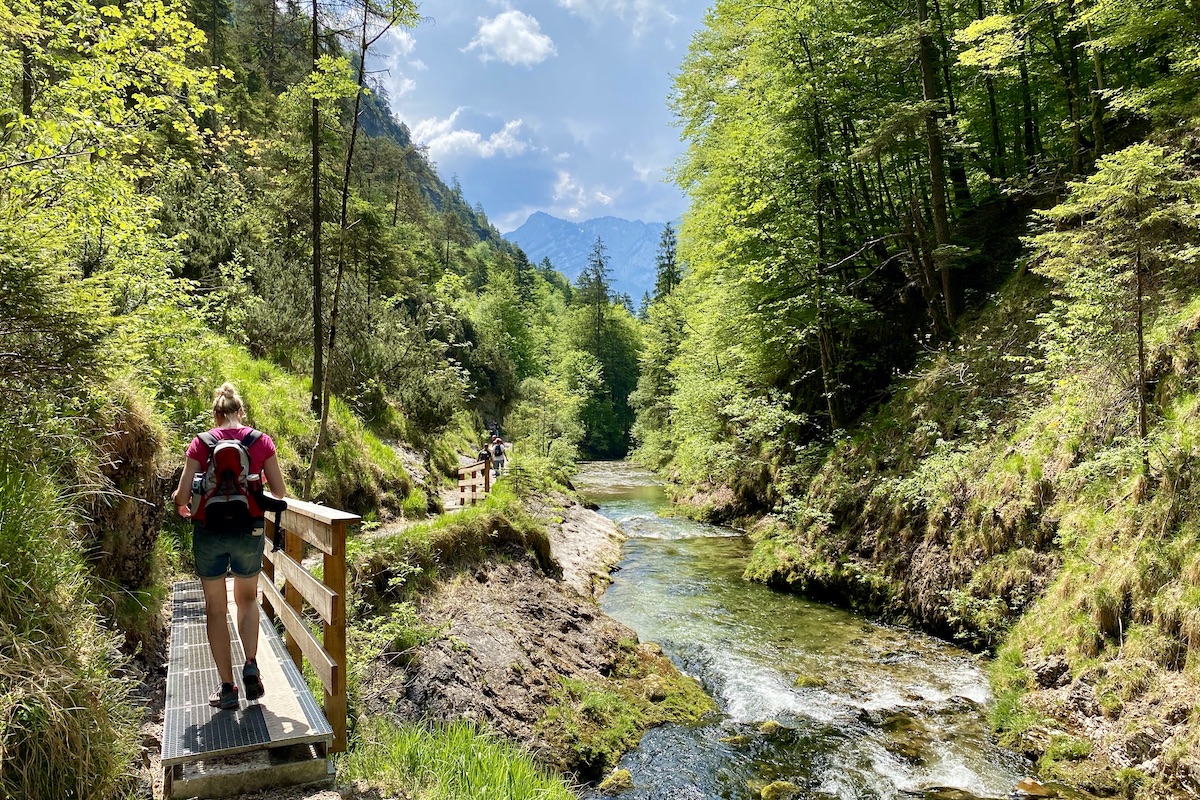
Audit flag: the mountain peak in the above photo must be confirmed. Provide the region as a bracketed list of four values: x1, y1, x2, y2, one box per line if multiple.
[503, 213, 670, 300]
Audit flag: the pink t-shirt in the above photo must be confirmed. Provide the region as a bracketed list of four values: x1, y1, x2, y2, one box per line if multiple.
[187, 426, 277, 476]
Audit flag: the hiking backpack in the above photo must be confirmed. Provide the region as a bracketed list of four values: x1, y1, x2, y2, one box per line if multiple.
[192, 430, 264, 533]
[492, 442, 504, 458]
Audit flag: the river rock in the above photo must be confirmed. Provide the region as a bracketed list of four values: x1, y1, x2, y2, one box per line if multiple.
[642, 674, 670, 702]
[1013, 776, 1057, 797]
[364, 558, 639, 771]
[758, 720, 791, 737]
[793, 671, 828, 689]
[761, 780, 801, 800]
[917, 787, 988, 800]
[881, 710, 934, 763]
[598, 768, 634, 794]
[536, 493, 627, 598]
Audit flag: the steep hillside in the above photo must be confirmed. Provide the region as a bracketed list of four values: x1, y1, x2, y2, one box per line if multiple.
[359, 83, 511, 247]
[742, 252, 1200, 796]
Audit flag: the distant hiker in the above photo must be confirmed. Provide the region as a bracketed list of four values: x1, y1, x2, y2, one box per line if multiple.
[491, 436, 507, 476]
[170, 382, 287, 711]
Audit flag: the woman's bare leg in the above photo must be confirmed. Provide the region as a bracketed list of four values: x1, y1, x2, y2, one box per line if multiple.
[201, 577, 234, 684]
[233, 574, 260, 663]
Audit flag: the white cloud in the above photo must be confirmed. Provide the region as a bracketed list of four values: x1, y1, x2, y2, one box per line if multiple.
[556, 0, 678, 33]
[376, 29, 424, 99]
[563, 118, 600, 147]
[552, 170, 614, 219]
[389, 76, 418, 97]
[497, 207, 538, 234]
[465, 10, 556, 66]
[626, 150, 672, 186]
[411, 110, 530, 160]
[386, 28, 418, 57]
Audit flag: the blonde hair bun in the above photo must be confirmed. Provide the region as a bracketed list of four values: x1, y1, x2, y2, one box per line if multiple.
[212, 382, 245, 421]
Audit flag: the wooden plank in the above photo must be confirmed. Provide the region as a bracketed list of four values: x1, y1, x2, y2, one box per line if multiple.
[262, 520, 279, 620]
[162, 580, 333, 769]
[282, 497, 361, 526]
[275, 500, 360, 555]
[277, 511, 333, 554]
[263, 548, 338, 625]
[259, 577, 336, 692]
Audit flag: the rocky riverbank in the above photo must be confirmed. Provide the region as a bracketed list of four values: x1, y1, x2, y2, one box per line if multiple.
[357, 490, 715, 782]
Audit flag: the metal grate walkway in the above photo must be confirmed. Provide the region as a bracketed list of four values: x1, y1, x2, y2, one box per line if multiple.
[162, 580, 334, 796]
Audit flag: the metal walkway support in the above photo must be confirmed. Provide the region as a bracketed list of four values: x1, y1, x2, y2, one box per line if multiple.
[163, 499, 359, 798]
[162, 580, 334, 798]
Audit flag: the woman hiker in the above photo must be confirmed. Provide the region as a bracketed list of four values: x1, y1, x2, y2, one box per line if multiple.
[171, 382, 288, 710]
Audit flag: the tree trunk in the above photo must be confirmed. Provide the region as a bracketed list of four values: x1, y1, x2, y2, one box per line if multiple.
[976, 0, 1006, 177]
[306, 1, 374, 496]
[987, 77, 1006, 177]
[268, 0, 277, 90]
[909, 192, 950, 335]
[310, 0, 324, 419]
[1135, 240, 1148, 468]
[1087, 21, 1107, 158]
[932, 0, 972, 209]
[916, 0, 955, 326]
[210, 0, 219, 66]
[1046, 3, 1084, 173]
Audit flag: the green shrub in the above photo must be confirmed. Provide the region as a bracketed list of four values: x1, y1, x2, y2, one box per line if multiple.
[0, 464, 141, 800]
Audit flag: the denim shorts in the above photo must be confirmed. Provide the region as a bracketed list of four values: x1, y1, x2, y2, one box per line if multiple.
[193, 522, 266, 580]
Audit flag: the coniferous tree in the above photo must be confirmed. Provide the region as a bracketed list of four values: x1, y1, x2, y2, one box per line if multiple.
[1031, 143, 1200, 475]
[653, 222, 682, 300]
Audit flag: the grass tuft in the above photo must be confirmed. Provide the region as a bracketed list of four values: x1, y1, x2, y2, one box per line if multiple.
[340, 716, 579, 799]
[0, 462, 141, 800]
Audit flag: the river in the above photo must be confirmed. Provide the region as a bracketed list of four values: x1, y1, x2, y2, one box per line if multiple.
[574, 461, 1029, 800]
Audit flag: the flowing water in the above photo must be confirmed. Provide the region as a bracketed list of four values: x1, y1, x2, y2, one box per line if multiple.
[575, 461, 1028, 800]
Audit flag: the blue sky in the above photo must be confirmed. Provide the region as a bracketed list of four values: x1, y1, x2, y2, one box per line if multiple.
[370, 1, 708, 233]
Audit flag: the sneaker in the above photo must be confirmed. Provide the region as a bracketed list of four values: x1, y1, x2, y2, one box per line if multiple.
[208, 682, 239, 710]
[242, 659, 265, 701]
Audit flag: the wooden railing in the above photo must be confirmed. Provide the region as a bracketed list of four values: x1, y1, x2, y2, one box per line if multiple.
[457, 458, 491, 505]
[260, 498, 359, 753]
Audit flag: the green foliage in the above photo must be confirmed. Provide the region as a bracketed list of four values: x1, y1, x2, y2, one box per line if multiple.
[1030, 143, 1200, 413]
[348, 485, 554, 606]
[0, 462, 141, 800]
[340, 717, 578, 800]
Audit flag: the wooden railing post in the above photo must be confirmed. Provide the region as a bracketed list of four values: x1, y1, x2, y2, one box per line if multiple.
[324, 520, 347, 753]
[283, 528, 305, 668]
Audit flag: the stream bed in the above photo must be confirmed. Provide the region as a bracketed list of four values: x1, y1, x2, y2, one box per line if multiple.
[575, 461, 1029, 800]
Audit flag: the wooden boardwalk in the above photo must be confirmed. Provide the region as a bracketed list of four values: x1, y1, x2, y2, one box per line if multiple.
[162, 579, 334, 798]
